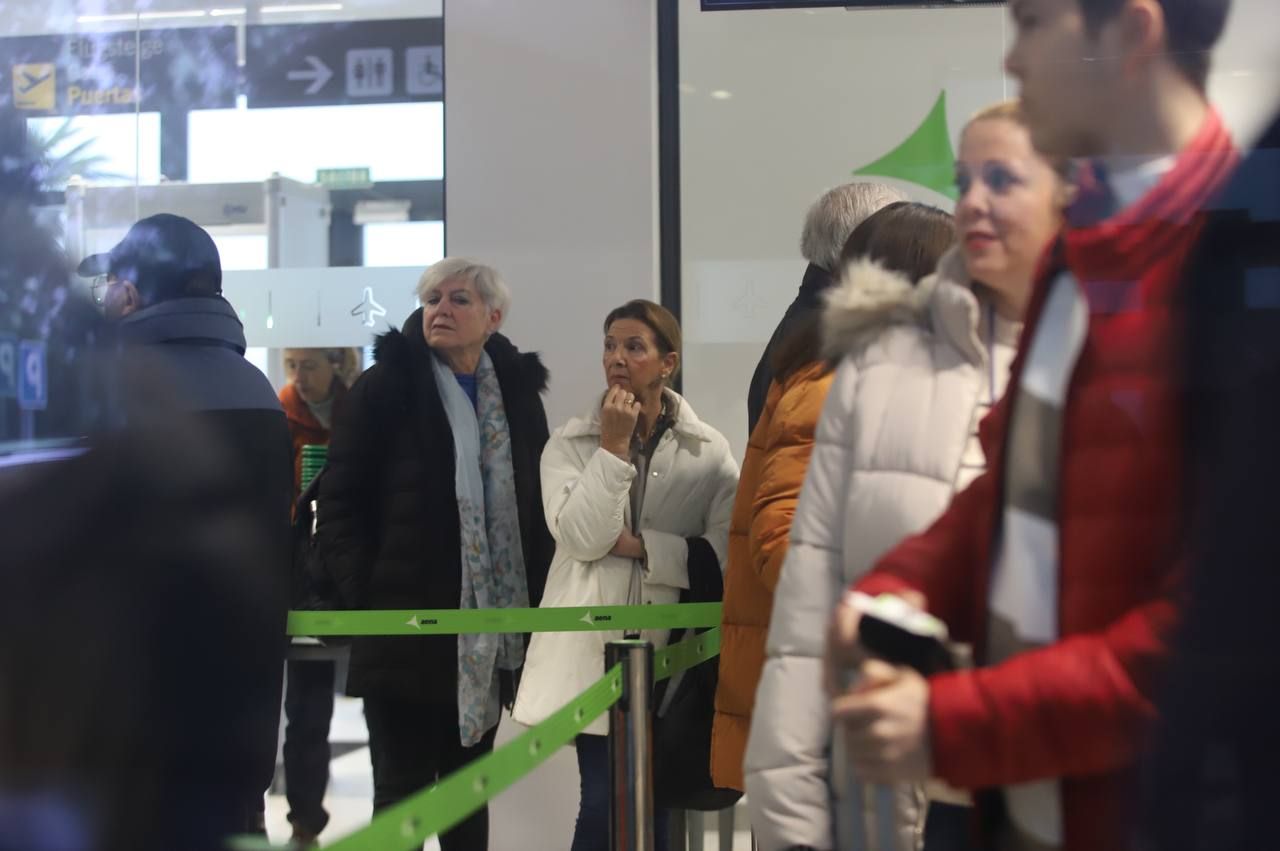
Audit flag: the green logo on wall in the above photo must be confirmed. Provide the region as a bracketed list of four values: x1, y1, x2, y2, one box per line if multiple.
[854, 91, 957, 201]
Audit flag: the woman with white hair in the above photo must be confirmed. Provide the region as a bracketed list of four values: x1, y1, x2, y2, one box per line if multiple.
[316, 258, 555, 850]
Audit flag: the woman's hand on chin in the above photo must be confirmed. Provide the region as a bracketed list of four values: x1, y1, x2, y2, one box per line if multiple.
[600, 386, 640, 459]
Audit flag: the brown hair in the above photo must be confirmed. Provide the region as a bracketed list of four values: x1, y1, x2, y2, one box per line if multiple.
[774, 202, 955, 384]
[837, 202, 956, 284]
[1078, 0, 1231, 91]
[603, 299, 683, 381]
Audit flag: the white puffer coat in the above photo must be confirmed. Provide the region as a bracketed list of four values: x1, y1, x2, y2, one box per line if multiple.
[512, 389, 739, 736]
[743, 249, 1019, 851]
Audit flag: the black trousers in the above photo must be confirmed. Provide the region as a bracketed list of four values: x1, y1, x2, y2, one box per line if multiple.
[283, 659, 336, 836]
[924, 802, 975, 851]
[364, 695, 499, 851]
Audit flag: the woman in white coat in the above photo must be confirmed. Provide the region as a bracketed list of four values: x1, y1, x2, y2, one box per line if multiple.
[743, 102, 1065, 851]
[512, 299, 739, 851]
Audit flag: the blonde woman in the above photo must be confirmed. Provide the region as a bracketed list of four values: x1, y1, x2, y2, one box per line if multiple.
[745, 102, 1066, 851]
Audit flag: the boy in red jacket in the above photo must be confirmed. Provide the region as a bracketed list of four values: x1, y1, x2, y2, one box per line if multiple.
[824, 1, 1237, 850]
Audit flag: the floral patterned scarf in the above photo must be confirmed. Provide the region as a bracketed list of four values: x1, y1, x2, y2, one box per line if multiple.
[432, 349, 530, 746]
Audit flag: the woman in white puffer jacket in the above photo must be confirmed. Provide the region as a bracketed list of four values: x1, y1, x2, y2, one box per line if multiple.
[744, 102, 1065, 851]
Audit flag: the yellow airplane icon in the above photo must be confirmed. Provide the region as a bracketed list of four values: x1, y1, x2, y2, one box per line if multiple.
[13, 63, 55, 110]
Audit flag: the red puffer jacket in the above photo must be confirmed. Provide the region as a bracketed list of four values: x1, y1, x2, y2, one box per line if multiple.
[854, 111, 1238, 851]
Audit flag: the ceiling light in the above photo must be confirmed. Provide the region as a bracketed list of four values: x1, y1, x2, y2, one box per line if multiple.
[710, 90, 733, 100]
[354, 199, 410, 225]
[261, 3, 344, 12]
[76, 12, 139, 23]
[78, 9, 212, 21]
[210, 7, 248, 16]
[138, 9, 207, 19]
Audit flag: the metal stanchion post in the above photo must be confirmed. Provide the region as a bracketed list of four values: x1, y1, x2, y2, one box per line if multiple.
[608, 639, 655, 851]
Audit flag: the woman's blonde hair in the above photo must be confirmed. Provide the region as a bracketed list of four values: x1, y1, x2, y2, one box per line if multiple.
[964, 99, 1071, 182]
[286, 347, 362, 388]
[969, 99, 1027, 128]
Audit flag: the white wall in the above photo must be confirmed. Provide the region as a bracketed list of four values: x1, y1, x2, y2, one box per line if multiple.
[445, 3, 659, 847]
[679, 0, 1280, 462]
[446, 0, 660, 431]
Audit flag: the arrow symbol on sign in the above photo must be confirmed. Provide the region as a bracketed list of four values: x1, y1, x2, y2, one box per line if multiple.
[287, 55, 333, 95]
[406, 615, 421, 630]
[580, 611, 593, 626]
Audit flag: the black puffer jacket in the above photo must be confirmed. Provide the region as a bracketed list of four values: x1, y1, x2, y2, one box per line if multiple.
[317, 309, 554, 703]
[746, 263, 835, 434]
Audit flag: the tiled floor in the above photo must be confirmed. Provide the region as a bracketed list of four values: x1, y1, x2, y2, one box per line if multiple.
[265, 696, 754, 850]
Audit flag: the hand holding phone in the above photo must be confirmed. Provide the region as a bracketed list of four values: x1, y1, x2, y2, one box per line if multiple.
[848, 591, 952, 676]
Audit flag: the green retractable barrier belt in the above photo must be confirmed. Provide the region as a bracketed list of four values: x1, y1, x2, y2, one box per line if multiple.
[287, 603, 722, 637]
[313, 627, 721, 851]
[325, 666, 625, 850]
[238, 606, 725, 850]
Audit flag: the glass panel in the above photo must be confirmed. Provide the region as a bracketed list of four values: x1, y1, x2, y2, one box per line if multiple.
[362, 219, 445, 268]
[26, 111, 161, 188]
[188, 101, 443, 184]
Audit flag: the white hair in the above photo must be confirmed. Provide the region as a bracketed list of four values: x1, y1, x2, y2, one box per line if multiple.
[416, 258, 511, 326]
[800, 182, 908, 273]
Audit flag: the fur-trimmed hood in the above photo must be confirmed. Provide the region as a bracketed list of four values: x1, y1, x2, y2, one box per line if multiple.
[821, 246, 987, 366]
[372, 306, 550, 394]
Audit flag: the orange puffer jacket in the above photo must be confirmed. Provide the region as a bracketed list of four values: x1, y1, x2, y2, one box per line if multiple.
[711, 362, 832, 790]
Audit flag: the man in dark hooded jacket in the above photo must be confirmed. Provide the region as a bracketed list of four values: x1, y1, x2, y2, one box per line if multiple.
[0, 112, 288, 850]
[79, 213, 293, 834]
[746, 181, 904, 433]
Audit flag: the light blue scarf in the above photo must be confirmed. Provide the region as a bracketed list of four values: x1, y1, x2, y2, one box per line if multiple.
[432, 350, 530, 746]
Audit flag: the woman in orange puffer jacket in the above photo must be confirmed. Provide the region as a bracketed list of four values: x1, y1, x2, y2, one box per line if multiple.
[713, 201, 958, 802]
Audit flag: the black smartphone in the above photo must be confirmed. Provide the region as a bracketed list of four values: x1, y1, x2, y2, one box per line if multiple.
[850, 592, 953, 676]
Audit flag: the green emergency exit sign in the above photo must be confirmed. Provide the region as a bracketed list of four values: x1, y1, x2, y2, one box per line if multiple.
[316, 167, 372, 189]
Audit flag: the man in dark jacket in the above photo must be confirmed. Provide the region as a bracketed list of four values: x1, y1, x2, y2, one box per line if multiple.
[79, 214, 294, 836]
[0, 112, 288, 851]
[746, 181, 904, 433]
[1142, 109, 1280, 851]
